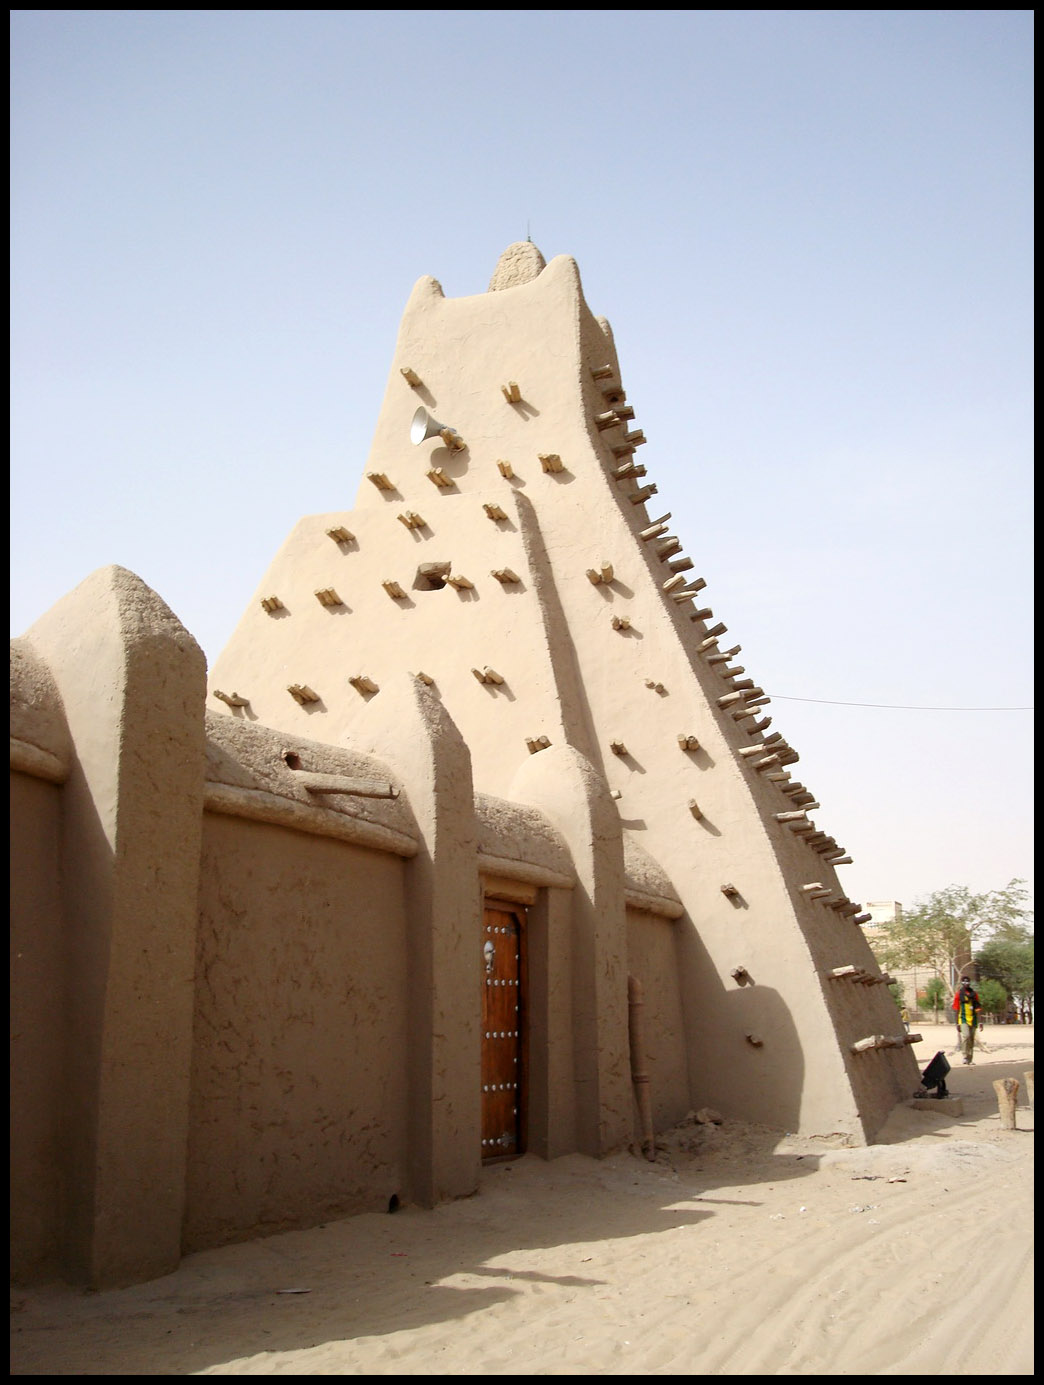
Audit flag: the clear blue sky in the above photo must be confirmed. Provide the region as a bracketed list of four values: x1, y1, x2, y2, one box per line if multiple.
[10, 10, 1034, 914]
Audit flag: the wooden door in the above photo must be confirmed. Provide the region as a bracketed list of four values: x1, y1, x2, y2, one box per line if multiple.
[481, 906, 526, 1162]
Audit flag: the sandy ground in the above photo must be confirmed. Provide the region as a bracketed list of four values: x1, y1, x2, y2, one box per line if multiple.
[11, 1024, 1034, 1377]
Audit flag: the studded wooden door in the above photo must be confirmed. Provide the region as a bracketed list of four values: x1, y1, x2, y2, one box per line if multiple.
[481, 906, 526, 1162]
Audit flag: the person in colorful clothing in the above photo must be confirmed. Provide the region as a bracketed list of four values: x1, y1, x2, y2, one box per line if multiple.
[952, 978, 982, 1064]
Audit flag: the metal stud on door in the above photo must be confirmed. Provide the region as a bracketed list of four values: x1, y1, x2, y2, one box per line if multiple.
[480, 906, 525, 1161]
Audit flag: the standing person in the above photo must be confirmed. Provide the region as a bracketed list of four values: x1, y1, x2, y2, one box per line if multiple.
[952, 978, 982, 1064]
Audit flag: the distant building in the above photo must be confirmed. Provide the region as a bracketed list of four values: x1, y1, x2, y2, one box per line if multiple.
[862, 899, 966, 1014]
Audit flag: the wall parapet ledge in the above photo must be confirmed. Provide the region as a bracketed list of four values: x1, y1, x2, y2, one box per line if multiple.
[204, 781, 419, 857]
[477, 851, 574, 890]
[624, 886, 686, 920]
[10, 735, 69, 784]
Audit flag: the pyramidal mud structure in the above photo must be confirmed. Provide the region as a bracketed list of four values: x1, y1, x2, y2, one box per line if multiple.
[11, 244, 919, 1290]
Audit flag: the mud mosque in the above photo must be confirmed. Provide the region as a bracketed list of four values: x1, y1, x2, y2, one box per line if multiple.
[10, 242, 920, 1289]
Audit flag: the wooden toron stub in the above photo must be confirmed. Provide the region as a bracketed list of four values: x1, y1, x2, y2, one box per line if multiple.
[481, 905, 527, 1162]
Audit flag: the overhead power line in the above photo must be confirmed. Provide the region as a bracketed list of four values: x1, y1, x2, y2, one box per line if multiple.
[766, 695, 1033, 711]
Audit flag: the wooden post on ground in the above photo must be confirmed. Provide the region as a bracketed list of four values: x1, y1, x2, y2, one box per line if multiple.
[993, 1077, 1020, 1130]
[1024, 1071, 1033, 1107]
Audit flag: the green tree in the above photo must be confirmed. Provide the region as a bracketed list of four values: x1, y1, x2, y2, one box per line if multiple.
[876, 879, 1032, 984]
[917, 976, 949, 1021]
[976, 978, 1008, 1018]
[975, 937, 1035, 1013]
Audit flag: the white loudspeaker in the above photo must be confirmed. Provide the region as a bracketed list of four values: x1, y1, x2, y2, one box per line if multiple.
[410, 406, 463, 448]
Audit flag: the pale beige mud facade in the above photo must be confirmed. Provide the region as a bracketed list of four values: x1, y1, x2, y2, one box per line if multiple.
[10, 245, 918, 1290]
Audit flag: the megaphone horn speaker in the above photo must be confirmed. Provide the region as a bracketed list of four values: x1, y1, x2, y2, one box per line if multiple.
[410, 406, 464, 449]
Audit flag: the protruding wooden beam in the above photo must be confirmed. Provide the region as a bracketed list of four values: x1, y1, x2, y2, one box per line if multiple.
[539, 453, 565, 473]
[326, 526, 354, 543]
[594, 409, 620, 429]
[472, 667, 505, 685]
[630, 483, 658, 504]
[400, 366, 422, 387]
[440, 429, 467, 451]
[704, 622, 727, 638]
[315, 588, 344, 607]
[688, 799, 703, 819]
[718, 691, 745, 707]
[348, 675, 379, 695]
[397, 511, 427, 529]
[413, 672, 435, 685]
[667, 556, 694, 574]
[484, 503, 508, 520]
[446, 574, 474, 590]
[501, 381, 522, 403]
[678, 735, 700, 751]
[213, 690, 249, 708]
[852, 1034, 915, 1053]
[287, 684, 320, 704]
[590, 364, 615, 380]
[526, 735, 552, 753]
[610, 740, 628, 756]
[427, 467, 454, 488]
[260, 596, 284, 613]
[497, 459, 514, 478]
[611, 615, 631, 630]
[382, 580, 407, 599]
[775, 810, 808, 822]
[368, 472, 394, 490]
[644, 679, 666, 694]
[491, 568, 520, 584]
[301, 774, 399, 799]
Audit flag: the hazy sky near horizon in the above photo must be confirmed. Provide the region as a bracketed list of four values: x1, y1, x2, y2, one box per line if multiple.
[11, 10, 1033, 914]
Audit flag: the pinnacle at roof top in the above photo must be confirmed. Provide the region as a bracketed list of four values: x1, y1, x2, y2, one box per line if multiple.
[488, 241, 547, 292]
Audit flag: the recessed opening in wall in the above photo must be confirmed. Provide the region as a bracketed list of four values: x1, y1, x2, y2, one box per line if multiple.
[414, 562, 452, 591]
[283, 751, 302, 769]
